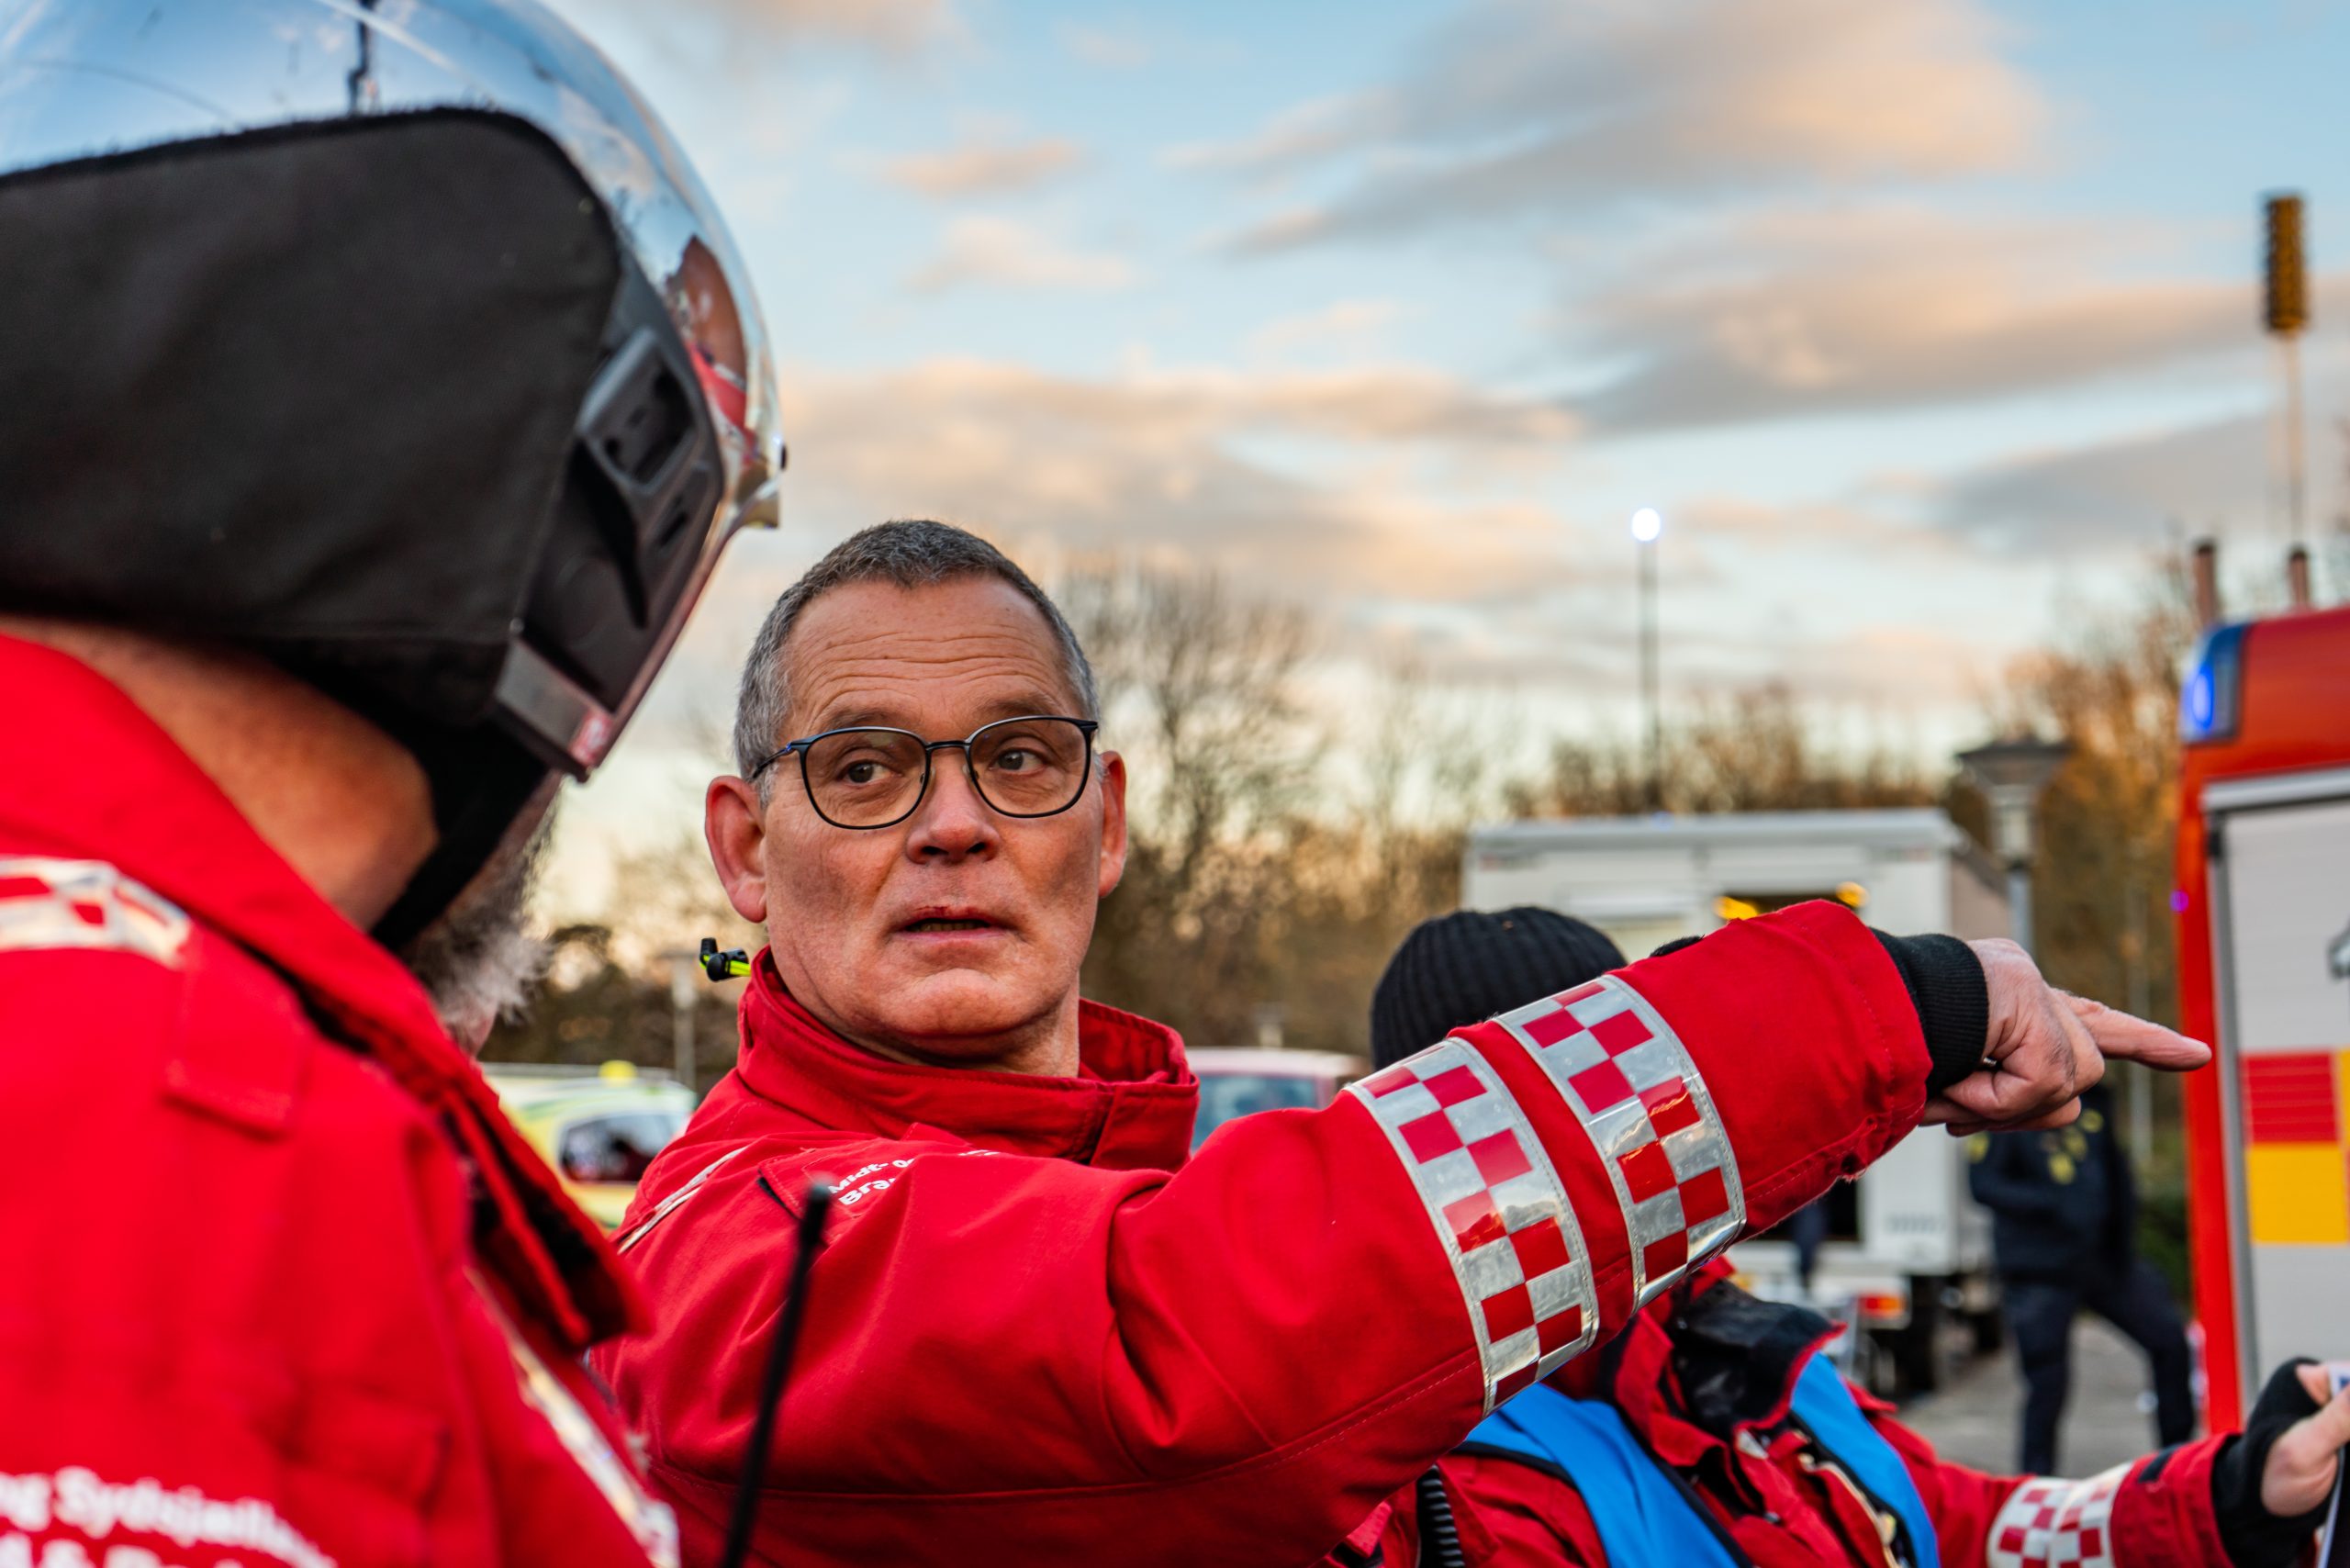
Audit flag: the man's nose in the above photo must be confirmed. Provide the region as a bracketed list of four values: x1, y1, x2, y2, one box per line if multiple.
[904, 751, 998, 860]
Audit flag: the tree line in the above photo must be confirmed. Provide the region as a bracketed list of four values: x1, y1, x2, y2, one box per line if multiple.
[490, 555, 2196, 1067]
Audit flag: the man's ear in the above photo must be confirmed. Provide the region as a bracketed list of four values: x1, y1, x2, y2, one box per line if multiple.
[1095, 750, 1128, 901]
[705, 775, 770, 924]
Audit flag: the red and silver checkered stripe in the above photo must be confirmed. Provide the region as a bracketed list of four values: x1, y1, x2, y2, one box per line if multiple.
[1348, 1040, 1598, 1410]
[1986, 1465, 2126, 1568]
[1493, 975, 1743, 1306]
[0, 857, 190, 969]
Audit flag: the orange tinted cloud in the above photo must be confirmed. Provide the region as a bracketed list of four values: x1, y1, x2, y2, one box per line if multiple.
[1196, 0, 2042, 252]
[763, 356, 1577, 607]
[883, 136, 1084, 197]
[1572, 208, 2294, 431]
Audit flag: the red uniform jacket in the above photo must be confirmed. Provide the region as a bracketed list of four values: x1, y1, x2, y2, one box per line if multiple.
[597, 899, 1932, 1566]
[1386, 1261, 2232, 1568]
[0, 635, 675, 1567]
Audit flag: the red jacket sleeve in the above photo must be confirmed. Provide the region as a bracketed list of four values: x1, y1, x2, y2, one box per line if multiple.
[604, 901, 1930, 1567]
[1867, 1388, 2234, 1568]
[0, 950, 674, 1568]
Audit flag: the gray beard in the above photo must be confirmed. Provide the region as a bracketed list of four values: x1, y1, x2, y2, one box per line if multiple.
[397, 794, 556, 1051]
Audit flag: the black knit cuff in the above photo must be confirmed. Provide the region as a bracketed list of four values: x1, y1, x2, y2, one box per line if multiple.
[2214, 1361, 2329, 1568]
[1871, 932, 1988, 1094]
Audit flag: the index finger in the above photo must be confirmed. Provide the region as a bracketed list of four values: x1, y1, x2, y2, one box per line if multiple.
[2065, 993, 2210, 1071]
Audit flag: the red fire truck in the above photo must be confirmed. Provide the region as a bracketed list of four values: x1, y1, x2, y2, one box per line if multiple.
[2176, 575, 2350, 1430]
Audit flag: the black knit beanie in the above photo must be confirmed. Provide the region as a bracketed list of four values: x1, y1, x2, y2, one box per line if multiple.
[1370, 907, 1628, 1070]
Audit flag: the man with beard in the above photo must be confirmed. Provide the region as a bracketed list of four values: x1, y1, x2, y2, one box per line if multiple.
[597, 519, 2210, 1567]
[0, 3, 784, 1563]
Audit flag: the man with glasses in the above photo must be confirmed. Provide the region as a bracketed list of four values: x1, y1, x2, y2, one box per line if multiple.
[595, 519, 2209, 1567]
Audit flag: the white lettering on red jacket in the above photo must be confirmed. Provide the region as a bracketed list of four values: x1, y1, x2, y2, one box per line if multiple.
[0, 1463, 333, 1568]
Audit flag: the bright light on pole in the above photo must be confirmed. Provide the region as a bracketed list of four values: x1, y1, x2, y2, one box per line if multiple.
[1632, 509, 1663, 811]
[1954, 734, 2071, 958]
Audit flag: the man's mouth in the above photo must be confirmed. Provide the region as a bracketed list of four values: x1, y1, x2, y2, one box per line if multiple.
[900, 909, 1005, 935]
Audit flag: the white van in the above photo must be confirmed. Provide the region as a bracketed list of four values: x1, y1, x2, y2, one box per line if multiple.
[1462, 809, 2011, 1392]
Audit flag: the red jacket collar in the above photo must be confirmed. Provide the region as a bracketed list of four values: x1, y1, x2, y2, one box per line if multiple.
[737, 953, 1200, 1171]
[0, 633, 633, 1348]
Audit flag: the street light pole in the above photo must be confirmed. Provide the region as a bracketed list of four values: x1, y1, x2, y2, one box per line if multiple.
[1632, 508, 1663, 812]
[659, 947, 699, 1094]
[1955, 734, 2072, 959]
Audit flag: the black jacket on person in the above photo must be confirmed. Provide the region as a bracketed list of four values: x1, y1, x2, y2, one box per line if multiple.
[1967, 1083, 2138, 1282]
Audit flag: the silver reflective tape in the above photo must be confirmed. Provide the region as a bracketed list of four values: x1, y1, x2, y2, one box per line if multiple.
[615, 1145, 747, 1255]
[0, 857, 190, 969]
[1347, 1040, 1598, 1411]
[1494, 974, 1745, 1307]
[474, 1271, 680, 1568]
[1985, 1464, 2128, 1568]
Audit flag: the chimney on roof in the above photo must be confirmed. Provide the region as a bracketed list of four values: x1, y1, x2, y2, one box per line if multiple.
[2192, 538, 2221, 628]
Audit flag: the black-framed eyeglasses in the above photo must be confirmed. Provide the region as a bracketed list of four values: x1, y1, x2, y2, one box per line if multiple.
[749, 715, 1102, 830]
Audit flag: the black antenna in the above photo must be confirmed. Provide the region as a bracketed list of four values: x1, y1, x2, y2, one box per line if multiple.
[715, 1181, 833, 1568]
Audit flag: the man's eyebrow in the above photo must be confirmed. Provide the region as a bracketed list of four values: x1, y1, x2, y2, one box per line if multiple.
[979, 693, 1080, 722]
[804, 704, 902, 734]
[803, 694, 1079, 735]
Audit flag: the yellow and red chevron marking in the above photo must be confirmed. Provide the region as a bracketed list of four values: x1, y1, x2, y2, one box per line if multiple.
[2240, 1049, 2350, 1245]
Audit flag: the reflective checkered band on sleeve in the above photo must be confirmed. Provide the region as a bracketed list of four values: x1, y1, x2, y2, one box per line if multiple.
[1348, 1040, 1599, 1411]
[1985, 1464, 2127, 1568]
[1493, 975, 1744, 1307]
[0, 857, 190, 968]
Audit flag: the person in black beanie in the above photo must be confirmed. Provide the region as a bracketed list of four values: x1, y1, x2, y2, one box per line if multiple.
[1370, 906, 1628, 1073]
[1363, 904, 2350, 1568]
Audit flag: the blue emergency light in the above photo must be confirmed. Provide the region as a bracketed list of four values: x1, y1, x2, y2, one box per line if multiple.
[2179, 622, 2247, 745]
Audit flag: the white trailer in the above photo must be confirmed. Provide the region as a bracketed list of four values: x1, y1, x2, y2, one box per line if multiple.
[1462, 809, 2011, 1392]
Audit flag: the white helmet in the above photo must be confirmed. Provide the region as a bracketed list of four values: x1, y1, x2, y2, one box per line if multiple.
[0, 0, 784, 938]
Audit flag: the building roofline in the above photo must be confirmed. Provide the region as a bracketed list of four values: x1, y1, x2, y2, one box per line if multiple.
[1469, 808, 1963, 852]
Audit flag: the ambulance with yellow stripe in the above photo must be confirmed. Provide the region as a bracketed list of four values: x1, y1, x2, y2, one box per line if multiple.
[481, 1061, 698, 1231]
[2176, 577, 2350, 1430]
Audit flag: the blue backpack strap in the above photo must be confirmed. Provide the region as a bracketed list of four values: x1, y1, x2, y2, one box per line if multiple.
[1461, 1384, 1744, 1568]
[1786, 1354, 1942, 1568]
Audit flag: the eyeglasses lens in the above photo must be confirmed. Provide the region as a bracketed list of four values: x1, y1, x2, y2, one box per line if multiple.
[803, 730, 928, 827]
[968, 718, 1090, 816]
[800, 719, 1091, 827]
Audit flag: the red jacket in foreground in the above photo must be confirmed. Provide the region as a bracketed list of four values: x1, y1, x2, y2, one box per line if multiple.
[597, 901, 1931, 1565]
[1382, 1260, 2232, 1568]
[0, 635, 675, 1567]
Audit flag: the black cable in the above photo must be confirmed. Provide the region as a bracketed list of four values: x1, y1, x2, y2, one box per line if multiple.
[1415, 1464, 1466, 1568]
[716, 1181, 834, 1568]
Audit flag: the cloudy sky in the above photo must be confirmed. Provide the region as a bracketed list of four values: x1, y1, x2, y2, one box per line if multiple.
[541, 0, 2350, 906]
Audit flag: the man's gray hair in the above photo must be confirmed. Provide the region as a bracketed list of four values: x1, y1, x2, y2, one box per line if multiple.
[733, 520, 1099, 787]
